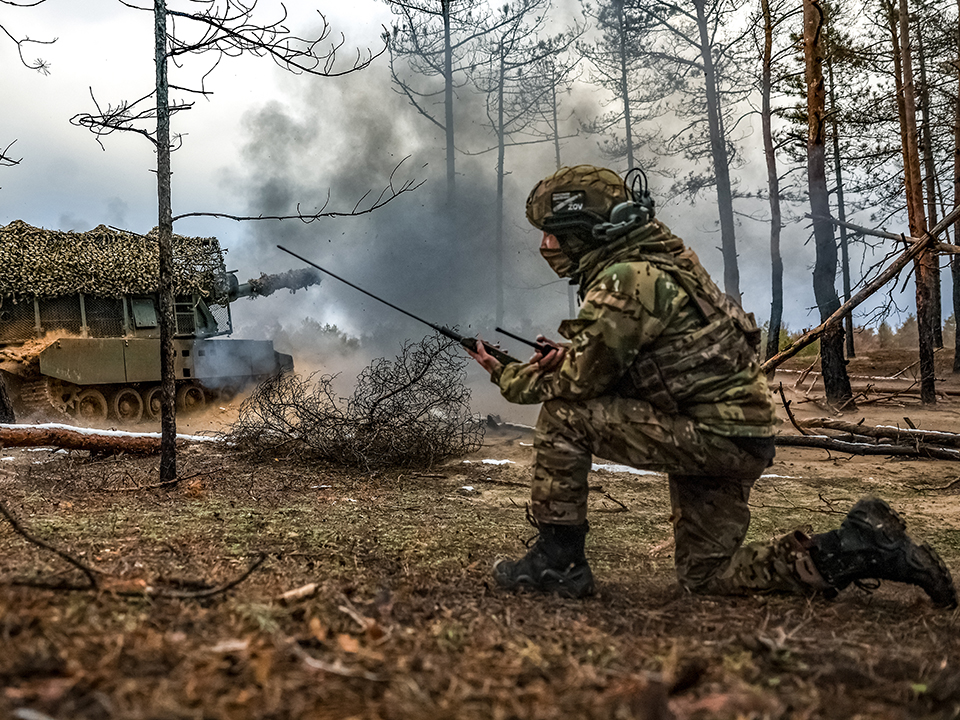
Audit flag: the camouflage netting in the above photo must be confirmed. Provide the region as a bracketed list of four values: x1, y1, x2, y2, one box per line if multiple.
[0, 220, 227, 299]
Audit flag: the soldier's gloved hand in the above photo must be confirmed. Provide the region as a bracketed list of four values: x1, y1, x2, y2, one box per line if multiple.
[531, 335, 565, 373]
[466, 338, 503, 375]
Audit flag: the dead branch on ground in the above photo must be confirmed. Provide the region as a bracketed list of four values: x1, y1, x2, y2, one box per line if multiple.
[0, 497, 98, 590]
[776, 383, 809, 435]
[0, 497, 265, 596]
[749, 491, 847, 516]
[799, 418, 960, 448]
[775, 434, 960, 460]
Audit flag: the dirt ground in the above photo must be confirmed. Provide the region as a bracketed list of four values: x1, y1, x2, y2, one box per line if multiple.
[2, 349, 960, 720]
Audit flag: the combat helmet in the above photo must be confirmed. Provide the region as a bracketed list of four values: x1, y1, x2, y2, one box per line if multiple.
[525, 164, 655, 262]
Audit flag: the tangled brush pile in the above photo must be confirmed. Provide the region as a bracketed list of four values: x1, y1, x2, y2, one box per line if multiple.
[223, 334, 484, 470]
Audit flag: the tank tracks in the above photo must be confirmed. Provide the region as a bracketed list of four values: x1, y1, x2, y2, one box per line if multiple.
[17, 378, 77, 421]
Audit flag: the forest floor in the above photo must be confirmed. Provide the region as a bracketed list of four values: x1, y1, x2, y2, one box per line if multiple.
[2, 348, 960, 720]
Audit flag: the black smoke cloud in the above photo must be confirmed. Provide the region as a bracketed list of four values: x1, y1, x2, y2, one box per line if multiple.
[225, 63, 566, 370]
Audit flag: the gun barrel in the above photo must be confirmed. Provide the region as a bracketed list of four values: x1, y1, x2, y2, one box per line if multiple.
[227, 267, 322, 300]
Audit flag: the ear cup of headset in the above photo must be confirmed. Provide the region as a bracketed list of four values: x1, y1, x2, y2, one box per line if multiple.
[608, 201, 645, 225]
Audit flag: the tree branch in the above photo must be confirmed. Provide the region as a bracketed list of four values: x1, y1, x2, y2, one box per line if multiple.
[172, 157, 424, 222]
[0, 497, 99, 590]
[763, 203, 960, 371]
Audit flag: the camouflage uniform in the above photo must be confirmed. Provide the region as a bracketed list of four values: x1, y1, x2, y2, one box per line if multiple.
[490, 218, 826, 595]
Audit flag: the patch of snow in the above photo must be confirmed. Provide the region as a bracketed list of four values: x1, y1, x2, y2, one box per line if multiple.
[2, 457, 14, 462]
[482, 459, 516, 465]
[761, 474, 798, 479]
[591, 463, 660, 476]
[0, 422, 220, 442]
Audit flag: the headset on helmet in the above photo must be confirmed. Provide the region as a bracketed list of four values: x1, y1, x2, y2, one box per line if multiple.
[528, 165, 655, 259]
[593, 167, 656, 242]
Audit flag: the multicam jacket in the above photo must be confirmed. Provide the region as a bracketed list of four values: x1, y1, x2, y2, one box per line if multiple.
[491, 220, 778, 438]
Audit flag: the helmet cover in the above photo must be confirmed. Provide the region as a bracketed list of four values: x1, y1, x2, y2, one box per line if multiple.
[525, 164, 629, 230]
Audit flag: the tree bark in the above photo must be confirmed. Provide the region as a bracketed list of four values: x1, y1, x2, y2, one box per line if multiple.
[897, 0, 937, 404]
[954, 0, 960, 372]
[0, 426, 162, 454]
[694, 0, 740, 301]
[761, 0, 783, 363]
[803, 0, 853, 406]
[916, 26, 942, 348]
[827, 55, 854, 358]
[155, 0, 177, 481]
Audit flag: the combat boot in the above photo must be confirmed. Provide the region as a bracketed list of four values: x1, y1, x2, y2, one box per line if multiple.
[808, 497, 957, 608]
[493, 519, 595, 599]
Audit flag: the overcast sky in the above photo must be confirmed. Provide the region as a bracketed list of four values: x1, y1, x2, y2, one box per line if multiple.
[1, 0, 942, 382]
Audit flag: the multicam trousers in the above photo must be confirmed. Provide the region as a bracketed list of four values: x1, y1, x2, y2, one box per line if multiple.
[532, 396, 826, 595]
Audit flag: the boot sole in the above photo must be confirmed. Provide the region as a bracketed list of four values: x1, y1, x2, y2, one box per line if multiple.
[914, 541, 958, 608]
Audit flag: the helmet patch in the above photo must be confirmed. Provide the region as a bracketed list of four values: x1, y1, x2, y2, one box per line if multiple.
[551, 191, 586, 214]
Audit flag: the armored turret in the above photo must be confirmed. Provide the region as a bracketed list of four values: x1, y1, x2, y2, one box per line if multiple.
[0, 220, 320, 423]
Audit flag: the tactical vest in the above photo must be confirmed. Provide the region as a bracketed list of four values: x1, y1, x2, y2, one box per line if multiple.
[616, 247, 763, 414]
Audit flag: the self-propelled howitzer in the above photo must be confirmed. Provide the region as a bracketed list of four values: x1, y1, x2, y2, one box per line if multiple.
[0, 220, 321, 423]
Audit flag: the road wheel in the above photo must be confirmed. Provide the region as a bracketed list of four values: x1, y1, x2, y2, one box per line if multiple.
[112, 387, 144, 424]
[176, 384, 206, 414]
[143, 386, 162, 421]
[75, 388, 108, 422]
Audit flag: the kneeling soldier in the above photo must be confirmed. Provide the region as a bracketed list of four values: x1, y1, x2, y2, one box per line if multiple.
[468, 164, 956, 608]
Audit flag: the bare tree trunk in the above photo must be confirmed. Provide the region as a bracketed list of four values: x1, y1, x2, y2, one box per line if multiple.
[827, 56, 855, 358]
[897, 0, 936, 404]
[955, 0, 960, 372]
[155, 0, 177, 482]
[916, 24, 942, 348]
[549, 73, 577, 318]
[617, 0, 636, 169]
[443, 0, 455, 203]
[694, 0, 740, 301]
[804, 0, 853, 407]
[495, 42, 506, 326]
[761, 0, 783, 363]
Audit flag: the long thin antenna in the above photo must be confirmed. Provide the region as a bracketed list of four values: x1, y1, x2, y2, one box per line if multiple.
[277, 245, 446, 335]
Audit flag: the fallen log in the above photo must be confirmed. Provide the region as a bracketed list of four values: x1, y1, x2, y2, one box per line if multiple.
[799, 418, 960, 448]
[0, 425, 160, 454]
[0, 423, 216, 455]
[776, 433, 960, 461]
